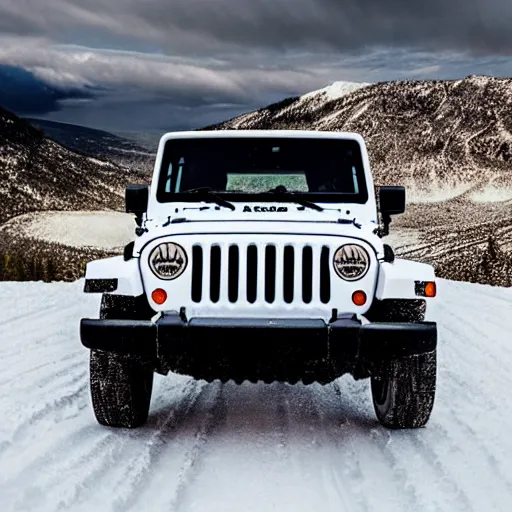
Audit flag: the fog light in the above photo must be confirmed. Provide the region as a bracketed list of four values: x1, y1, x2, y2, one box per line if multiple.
[352, 290, 367, 306]
[152, 288, 167, 305]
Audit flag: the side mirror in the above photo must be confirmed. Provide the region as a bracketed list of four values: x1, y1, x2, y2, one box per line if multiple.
[126, 185, 149, 229]
[379, 186, 406, 215]
[126, 185, 149, 214]
[378, 186, 405, 237]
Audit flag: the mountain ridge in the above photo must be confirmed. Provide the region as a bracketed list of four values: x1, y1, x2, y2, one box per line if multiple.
[0, 106, 146, 224]
[209, 75, 512, 202]
[25, 117, 155, 172]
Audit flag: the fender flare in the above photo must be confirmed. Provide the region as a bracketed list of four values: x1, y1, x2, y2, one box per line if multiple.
[376, 258, 436, 300]
[84, 256, 143, 296]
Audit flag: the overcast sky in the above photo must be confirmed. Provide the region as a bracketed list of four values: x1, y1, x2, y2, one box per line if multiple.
[1, 0, 512, 133]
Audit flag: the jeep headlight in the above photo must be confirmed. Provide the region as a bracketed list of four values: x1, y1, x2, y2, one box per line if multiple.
[149, 242, 187, 280]
[333, 244, 370, 281]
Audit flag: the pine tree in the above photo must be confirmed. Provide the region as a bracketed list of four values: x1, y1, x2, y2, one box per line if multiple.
[45, 257, 58, 283]
[13, 253, 26, 281]
[3, 253, 11, 279]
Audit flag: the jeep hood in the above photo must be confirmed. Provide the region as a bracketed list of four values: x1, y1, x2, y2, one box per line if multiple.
[135, 209, 384, 257]
[145, 201, 376, 226]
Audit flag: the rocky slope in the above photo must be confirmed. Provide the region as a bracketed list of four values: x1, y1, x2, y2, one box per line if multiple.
[221, 80, 370, 129]
[0, 107, 147, 224]
[25, 118, 155, 172]
[210, 75, 512, 201]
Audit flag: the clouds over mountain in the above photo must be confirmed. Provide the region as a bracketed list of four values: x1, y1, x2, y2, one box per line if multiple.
[2, 0, 512, 55]
[1, 0, 512, 131]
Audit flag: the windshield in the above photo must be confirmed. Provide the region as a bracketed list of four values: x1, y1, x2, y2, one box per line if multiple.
[156, 137, 369, 204]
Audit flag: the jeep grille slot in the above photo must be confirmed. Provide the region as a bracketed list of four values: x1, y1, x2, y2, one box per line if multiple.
[265, 245, 277, 303]
[228, 245, 239, 303]
[247, 245, 258, 303]
[283, 246, 294, 303]
[320, 246, 331, 304]
[191, 245, 203, 303]
[190, 241, 335, 306]
[210, 245, 221, 303]
[302, 246, 313, 303]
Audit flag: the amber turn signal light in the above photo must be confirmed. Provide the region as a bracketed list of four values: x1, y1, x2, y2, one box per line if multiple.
[415, 281, 437, 298]
[352, 290, 367, 306]
[152, 288, 167, 305]
[425, 282, 436, 297]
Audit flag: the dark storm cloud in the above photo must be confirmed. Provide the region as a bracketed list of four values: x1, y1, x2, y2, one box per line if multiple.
[0, 65, 96, 115]
[1, 0, 512, 55]
[0, 42, 325, 108]
[131, 0, 512, 55]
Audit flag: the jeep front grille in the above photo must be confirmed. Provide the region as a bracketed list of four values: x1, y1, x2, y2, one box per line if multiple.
[191, 243, 331, 305]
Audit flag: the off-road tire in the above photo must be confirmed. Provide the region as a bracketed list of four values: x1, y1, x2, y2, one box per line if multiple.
[371, 350, 436, 429]
[90, 294, 155, 428]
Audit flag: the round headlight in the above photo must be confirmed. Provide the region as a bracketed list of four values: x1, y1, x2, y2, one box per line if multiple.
[333, 244, 370, 281]
[148, 242, 187, 280]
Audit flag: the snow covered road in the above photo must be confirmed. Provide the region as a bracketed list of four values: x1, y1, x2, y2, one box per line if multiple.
[0, 279, 511, 512]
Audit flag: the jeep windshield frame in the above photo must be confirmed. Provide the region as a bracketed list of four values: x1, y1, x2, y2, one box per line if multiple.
[156, 136, 369, 204]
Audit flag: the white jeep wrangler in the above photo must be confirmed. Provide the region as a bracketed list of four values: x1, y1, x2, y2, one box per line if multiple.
[80, 130, 438, 430]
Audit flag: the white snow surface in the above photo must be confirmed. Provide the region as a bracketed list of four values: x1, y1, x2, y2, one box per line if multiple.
[300, 81, 370, 102]
[1, 278, 512, 511]
[1, 211, 135, 250]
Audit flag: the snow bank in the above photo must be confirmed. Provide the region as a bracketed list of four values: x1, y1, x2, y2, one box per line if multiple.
[470, 185, 512, 203]
[2, 211, 135, 250]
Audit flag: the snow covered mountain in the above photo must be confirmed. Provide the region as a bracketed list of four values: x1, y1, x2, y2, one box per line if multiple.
[300, 80, 371, 102]
[0, 107, 146, 224]
[218, 80, 369, 129]
[211, 75, 512, 200]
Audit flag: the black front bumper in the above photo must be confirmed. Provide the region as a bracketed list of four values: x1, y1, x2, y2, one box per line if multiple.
[80, 314, 437, 383]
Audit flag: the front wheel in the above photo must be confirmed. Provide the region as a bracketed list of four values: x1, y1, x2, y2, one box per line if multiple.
[371, 350, 436, 429]
[90, 294, 155, 428]
[90, 350, 153, 428]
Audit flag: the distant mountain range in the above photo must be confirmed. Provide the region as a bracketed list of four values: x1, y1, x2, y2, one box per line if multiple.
[0, 107, 147, 224]
[25, 118, 156, 171]
[209, 75, 512, 202]
[1, 77, 511, 286]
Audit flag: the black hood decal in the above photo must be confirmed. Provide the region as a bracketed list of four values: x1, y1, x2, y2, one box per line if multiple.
[243, 205, 288, 213]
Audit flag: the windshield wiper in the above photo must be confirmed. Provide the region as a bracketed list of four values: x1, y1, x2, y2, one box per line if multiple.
[180, 187, 235, 211]
[264, 186, 324, 212]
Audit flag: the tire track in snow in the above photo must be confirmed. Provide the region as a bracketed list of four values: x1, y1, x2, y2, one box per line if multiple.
[23, 379, 203, 512]
[0, 351, 82, 389]
[0, 358, 86, 400]
[113, 381, 227, 512]
[441, 407, 512, 505]
[0, 380, 89, 460]
[274, 382, 292, 461]
[1, 428, 125, 511]
[400, 428, 473, 512]
[165, 383, 227, 512]
[107, 379, 208, 512]
[300, 382, 369, 512]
